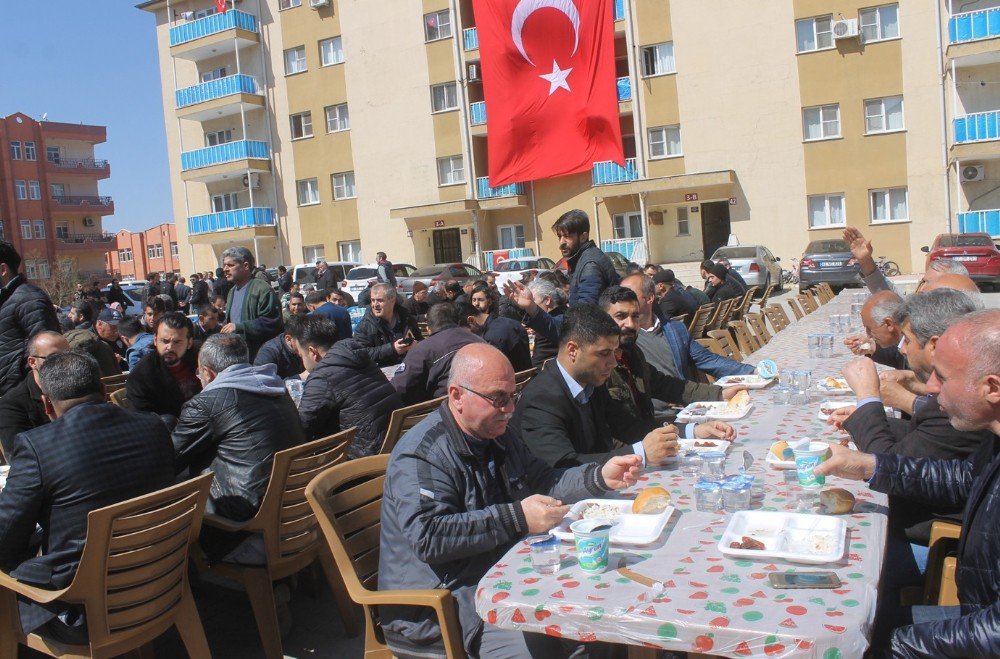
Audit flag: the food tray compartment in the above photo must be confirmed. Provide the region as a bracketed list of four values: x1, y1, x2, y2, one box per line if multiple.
[677, 401, 754, 422]
[550, 499, 674, 546]
[714, 375, 774, 390]
[718, 511, 847, 565]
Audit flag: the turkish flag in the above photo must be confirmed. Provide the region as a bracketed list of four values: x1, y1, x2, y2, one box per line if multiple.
[216, 0, 228, 13]
[475, 0, 624, 186]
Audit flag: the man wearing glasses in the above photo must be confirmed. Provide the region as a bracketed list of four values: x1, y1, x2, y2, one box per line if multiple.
[379, 343, 642, 658]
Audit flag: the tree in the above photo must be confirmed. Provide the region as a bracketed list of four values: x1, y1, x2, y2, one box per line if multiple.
[38, 258, 85, 307]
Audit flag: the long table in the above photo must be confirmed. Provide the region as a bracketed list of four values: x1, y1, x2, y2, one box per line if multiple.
[475, 291, 888, 658]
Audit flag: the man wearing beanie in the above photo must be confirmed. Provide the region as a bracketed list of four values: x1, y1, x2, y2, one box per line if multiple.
[707, 262, 746, 302]
[653, 269, 698, 319]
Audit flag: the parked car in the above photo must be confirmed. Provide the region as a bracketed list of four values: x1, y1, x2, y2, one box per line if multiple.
[343, 263, 416, 298]
[100, 284, 146, 317]
[492, 256, 556, 289]
[555, 250, 630, 279]
[397, 263, 485, 297]
[291, 261, 360, 292]
[710, 245, 783, 291]
[797, 239, 862, 291]
[921, 233, 1000, 289]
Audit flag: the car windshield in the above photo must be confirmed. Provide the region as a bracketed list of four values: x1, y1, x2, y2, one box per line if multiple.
[713, 247, 757, 259]
[938, 235, 992, 247]
[606, 252, 629, 267]
[496, 260, 533, 272]
[126, 290, 144, 302]
[347, 267, 377, 280]
[394, 265, 414, 276]
[295, 267, 316, 284]
[411, 265, 446, 277]
[805, 240, 850, 254]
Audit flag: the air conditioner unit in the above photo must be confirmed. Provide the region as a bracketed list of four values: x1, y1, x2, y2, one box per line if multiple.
[309, 0, 330, 8]
[466, 63, 480, 82]
[962, 165, 985, 182]
[242, 173, 261, 189]
[83, 217, 96, 227]
[832, 18, 859, 40]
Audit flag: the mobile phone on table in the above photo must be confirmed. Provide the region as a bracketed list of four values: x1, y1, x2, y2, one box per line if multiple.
[768, 572, 841, 589]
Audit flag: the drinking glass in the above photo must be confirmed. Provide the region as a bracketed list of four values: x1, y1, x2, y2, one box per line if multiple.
[772, 385, 792, 405]
[807, 333, 823, 359]
[821, 333, 836, 358]
[680, 451, 702, 476]
[528, 535, 562, 575]
[695, 480, 722, 513]
[791, 370, 811, 404]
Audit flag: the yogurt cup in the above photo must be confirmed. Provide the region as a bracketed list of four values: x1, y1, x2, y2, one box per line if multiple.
[570, 518, 613, 573]
[793, 441, 830, 488]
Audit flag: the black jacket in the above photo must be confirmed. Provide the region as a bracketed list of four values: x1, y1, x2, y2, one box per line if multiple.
[315, 267, 339, 293]
[353, 306, 424, 367]
[870, 344, 908, 370]
[658, 288, 697, 320]
[566, 240, 620, 306]
[190, 279, 210, 307]
[708, 276, 745, 302]
[253, 333, 304, 379]
[298, 340, 402, 458]
[0, 275, 60, 395]
[125, 349, 202, 418]
[106, 284, 131, 309]
[277, 271, 293, 293]
[400, 296, 429, 318]
[0, 374, 48, 458]
[377, 261, 397, 287]
[480, 315, 531, 372]
[392, 326, 484, 405]
[529, 305, 566, 367]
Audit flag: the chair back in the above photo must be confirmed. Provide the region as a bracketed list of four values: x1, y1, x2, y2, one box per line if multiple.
[816, 283, 834, 303]
[705, 300, 732, 333]
[705, 329, 745, 362]
[69, 473, 213, 649]
[787, 297, 805, 320]
[763, 304, 791, 332]
[379, 396, 446, 454]
[731, 287, 757, 320]
[108, 388, 132, 409]
[726, 321, 760, 356]
[687, 304, 713, 338]
[694, 337, 728, 365]
[514, 367, 537, 393]
[744, 312, 772, 345]
[797, 292, 819, 314]
[101, 373, 128, 388]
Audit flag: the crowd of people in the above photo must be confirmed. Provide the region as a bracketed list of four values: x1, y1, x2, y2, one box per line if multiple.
[0, 211, 996, 658]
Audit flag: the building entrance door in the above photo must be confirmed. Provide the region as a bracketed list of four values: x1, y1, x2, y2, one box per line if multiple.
[433, 228, 462, 263]
[701, 201, 731, 258]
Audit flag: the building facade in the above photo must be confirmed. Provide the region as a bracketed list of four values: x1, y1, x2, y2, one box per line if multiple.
[105, 222, 181, 281]
[139, 0, 991, 276]
[0, 113, 115, 282]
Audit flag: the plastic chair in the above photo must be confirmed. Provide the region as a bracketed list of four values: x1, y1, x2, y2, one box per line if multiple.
[787, 298, 805, 320]
[706, 299, 734, 333]
[100, 373, 127, 388]
[305, 455, 465, 659]
[108, 388, 132, 409]
[764, 304, 791, 332]
[706, 329, 746, 362]
[379, 396, 446, 455]
[731, 287, 758, 321]
[514, 367, 537, 393]
[923, 520, 962, 605]
[797, 293, 818, 314]
[0, 474, 214, 659]
[744, 312, 772, 345]
[751, 284, 774, 312]
[687, 304, 714, 339]
[727, 320, 760, 356]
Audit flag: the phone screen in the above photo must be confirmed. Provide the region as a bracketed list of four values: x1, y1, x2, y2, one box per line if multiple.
[768, 572, 841, 589]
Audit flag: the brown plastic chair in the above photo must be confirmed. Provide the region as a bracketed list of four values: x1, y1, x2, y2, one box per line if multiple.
[305, 455, 465, 659]
[694, 338, 728, 375]
[100, 373, 127, 388]
[705, 299, 733, 333]
[751, 284, 774, 312]
[787, 297, 805, 320]
[923, 520, 962, 605]
[514, 367, 537, 393]
[108, 387, 131, 408]
[706, 329, 746, 362]
[0, 473, 214, 659]
[687, 303, 713, 339]
[727, 320, 760, 356]
[379, 395, 446, 455]
[730, 287, 757, 321]
[199, 430, 358, 659]
[764, 303, 791, 332]
[797, 293, 818, 314]
[744, 312, 772, 345]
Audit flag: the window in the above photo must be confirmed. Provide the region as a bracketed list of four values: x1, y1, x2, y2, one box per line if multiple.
[338, 240, 361, 262]
[36, 260, 50, 279]
[613, 212, 643, 239]
[279, 0, 301, 8]
[497, 224, 526, 249]
[325, 104, 350, 132]
[431, 82, 458, 112]
[331, 171, 357, 199]
[24, 261, 35, 279]
[290, 112, 313, 139]
[147, 244, 164, 259]
[28, 181, 40, 200]
[193, 7, 217, 19]
[808, 193, 846, 228]
[284, 46, 307, 75]
[46, 146, 60, 163]
[864, 96, 904, 134]
[641, 43, 675, 77]
[14, 181, 26, 200]
[205, 129, 233, 146]
[303, 244, 325, 262]
[795, 15, 833, 52]
[296, 178, 320, 206]
[860, 4, 899, 42]
[677, 207, 690, 236]
[33, 220, 45, 240]
[118, 248, 133, 262]
[50, 183, 65, 198]
[319, 37, 344, 66]
[870, 187, 908, 223]
[170, 242, 179, 256]
[648, 125, 682, 158]
[436, 155, 465, 186]
[20, 220, 31, 240]
[9, 141, 21, 160]
[23, 142, 36, 161]
[212, 193, 240, 212]
[200, 67, 227, 82]
[424, 9, 452, 41]
[55, 222, 69, 239]
[802, 104, 840, 140]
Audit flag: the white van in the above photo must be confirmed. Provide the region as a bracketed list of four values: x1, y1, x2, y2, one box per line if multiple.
[292, 261, 359, 291]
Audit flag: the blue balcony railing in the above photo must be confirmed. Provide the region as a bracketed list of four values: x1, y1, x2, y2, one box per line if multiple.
[176, 74, 260, 109]
[476, 177, 524, 199]
[954, 111, 1000, 144]
[170, 10, 259, 47]
[601, 237, 642, 261]
[464, 27, 479, 51]
[593, 158, 638, 185]
[482, 247, 534, 271]
[180, 140, 269, 171]
[949, 8, 1000, 44]
[615, 0, 625, 21]
[958, 209, 1000, 238]
[187, 207, 275, 235]
[469, 101, 487, 125]
[616, 77, 631, 102]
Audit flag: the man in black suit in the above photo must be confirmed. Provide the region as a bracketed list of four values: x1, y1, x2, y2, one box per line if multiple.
[125, 312, 201, 417]
[0, 352, 174, 642]
[0, 331, 71, 457]
[653, 269, 697, 320]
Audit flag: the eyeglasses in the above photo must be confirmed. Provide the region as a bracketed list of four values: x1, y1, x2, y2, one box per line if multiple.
[459, 386, 520, 410]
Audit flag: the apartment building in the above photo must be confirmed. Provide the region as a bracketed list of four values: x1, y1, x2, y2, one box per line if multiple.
[105, 222, 181, 281]
[139, 0, 993, 276]
[0, 113, 115, 282]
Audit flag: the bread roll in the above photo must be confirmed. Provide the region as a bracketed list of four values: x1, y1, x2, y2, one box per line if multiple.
[725, 390, 750, 410]
[632, 487, 672, 514]
[771, 440, 792, 461]
[820, 488, 856, 514]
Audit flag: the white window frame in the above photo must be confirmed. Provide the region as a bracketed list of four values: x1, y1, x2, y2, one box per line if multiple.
[296, 178, 320, 206]
[20, 220, 31, 240]
[612, 212, 644, 239]
[319, 36, 344, 67]
[200, 67, 227, 82]
[46, 146, 60, 163]
[119, 248, 133, 262]
[23, 142, 36, 161]
[795, 15, 834, 53]
[24, 260, 35, 279]
[641, 42, 675, 77]
[424, 9, 452, 42]
[331, 171, 357, 200]
[338, 240, 362, 262]
[807, 193, 846, 229]
[802, 104, 841, 141]
[284, 46, 307, 75]
[279, 0, 301, 9]
[290, 111, 313, 140]
[647, 125, 682, 159]
[193, 8, 216, 19]
[205, 129, 233, 147]
[170, 242, 179, 256]
[303, 244, 325, 262]
[869, 187, 908, 224]
[55, 222, 69, 239]
[497, 224, 526, 249]
[864, 95, 904, 134]
[9, 141, 21, 160]
[677, 207, 690, 236]
[28, 181, 40, 200]
[212, 192, 241, 212]
[436, 155, 465, 186]
[859, 4, 900, 43]
[14, 180, 26, 200]
[430, 82, 458, 113]
[36, 260, 50, 279]
[33, 220, 45, 240]
[325, 103, 350, 132]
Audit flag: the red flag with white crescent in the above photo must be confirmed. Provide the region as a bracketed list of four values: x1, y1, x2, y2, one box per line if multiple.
[475, 0, 624, 186]
[216, 0, 228, 13]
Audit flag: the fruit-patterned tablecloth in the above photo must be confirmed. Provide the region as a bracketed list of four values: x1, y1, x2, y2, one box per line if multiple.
[476, 291, 889, 658]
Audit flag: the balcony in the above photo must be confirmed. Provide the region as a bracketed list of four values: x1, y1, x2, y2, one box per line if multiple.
[464, 27, 478, 51]
[615, 0, 624, 21]
[176, 74, 264, 120]
[54, 232, 116, 250]
[617, 77, 631, 102]
[958, 209, 1000, 237]
[46, 158, 110, 179]
[601, 237, 644, 262]
[593, 158, 639, 185]
[50, 195, 114, 214]
[469, 101, 486, 126]
[187, 207, 275, 236]
[476, 177, 524, 199]
[180, 140, 270, 182]
[954, 111, 1000, 143]
[949, 8, 1000, 44]
[169, 10, 259, 60]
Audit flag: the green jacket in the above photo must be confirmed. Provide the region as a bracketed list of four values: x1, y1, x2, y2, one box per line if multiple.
[225, 278, 282, 356]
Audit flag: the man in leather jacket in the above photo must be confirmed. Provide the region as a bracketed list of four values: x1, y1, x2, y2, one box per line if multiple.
[552, 209, 619, 305]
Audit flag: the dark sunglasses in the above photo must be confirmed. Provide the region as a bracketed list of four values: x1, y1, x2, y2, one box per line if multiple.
[459, 386, 520, 410]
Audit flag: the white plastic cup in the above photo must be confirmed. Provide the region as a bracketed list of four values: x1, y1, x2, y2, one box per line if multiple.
[793, 441, 829, 488]
[570, 519, 612, 573]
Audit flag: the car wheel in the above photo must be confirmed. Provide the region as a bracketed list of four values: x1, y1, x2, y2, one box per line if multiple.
[763, 274, 771, 292]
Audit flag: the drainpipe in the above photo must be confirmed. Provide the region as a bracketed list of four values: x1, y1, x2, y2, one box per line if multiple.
[530, 181, 541, 256]
[168, 0, 194, 273]
[936, 0, 953, 233]
[638, 191, 649, 263]
[624, 0, 647, 179]
[592, 196, 602, 245]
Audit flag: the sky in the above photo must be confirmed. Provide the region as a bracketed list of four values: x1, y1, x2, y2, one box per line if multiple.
[0, 1, 171, 233]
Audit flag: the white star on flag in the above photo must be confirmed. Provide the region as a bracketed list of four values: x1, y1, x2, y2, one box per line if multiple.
[539, 60, 572, 95]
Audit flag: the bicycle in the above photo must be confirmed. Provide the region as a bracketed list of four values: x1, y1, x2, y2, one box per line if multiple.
[781, 258, 799, 286]
[876, 255, 901, 277]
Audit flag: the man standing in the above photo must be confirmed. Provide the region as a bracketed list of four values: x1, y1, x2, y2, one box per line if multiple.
[354, 283, 423, 367]
[106, 278, 131, 310]
[162, 273, 178, 307]
[0, 331, 70, 456]
[314, 260, 339, 293]
[140, 272, 162, 305]
[0, 352, 174, 642]
[0, 241, 61, 395]
[220, 246, 283, 360]
[213, 267, 233, 301]
[305, 290, 353, 340]
[126, 312, 201, 417]
[376, 251, 397, 287]
[189, 273, 210, 309]
[277, 265, 293, 293]
[379, 343, 642, 657]
[552, 209, 620, 305]
[175, 276, 192, 314]
[458, 302, 532, 372]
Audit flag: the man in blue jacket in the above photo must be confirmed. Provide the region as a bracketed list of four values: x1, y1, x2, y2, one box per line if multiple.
[552, 209, 619, 306]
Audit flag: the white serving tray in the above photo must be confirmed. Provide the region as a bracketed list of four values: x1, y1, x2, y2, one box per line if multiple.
[718, 510, 847, 565]
[678, 438, 732, 454]
[550, 499, 674, 546]
[765, 442, 796, 469]
[714, 374, 774, 390]
[677, 401, 754, 422]
[817, 377, 852, 395]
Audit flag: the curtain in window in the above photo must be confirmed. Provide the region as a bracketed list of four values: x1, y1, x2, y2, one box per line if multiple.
[890, 189, 907, 219]
[885, 97, 904, 130]
[796, 20, 816, 51]
[808, 196, 827, 227]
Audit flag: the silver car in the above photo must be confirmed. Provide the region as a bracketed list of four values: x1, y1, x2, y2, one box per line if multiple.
[710, 245, 783, 291]
[397, 263, 485, 297]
